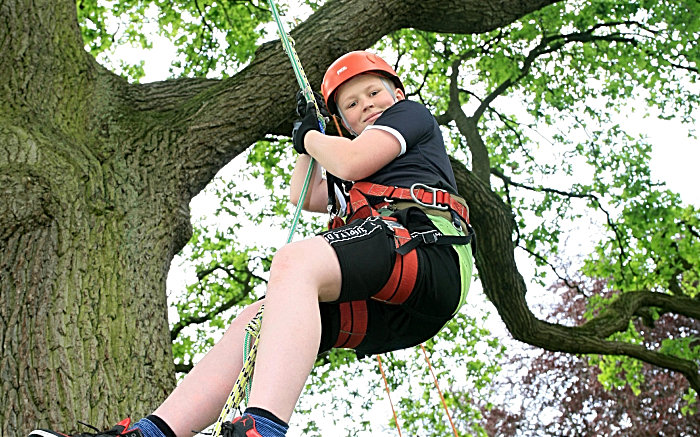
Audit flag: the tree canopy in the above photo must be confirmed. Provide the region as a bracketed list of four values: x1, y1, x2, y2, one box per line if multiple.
[1, 0, 698, 435]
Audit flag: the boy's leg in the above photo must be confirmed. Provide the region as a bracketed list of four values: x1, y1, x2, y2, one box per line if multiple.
[153, 300, 264, 437]
[247, 236, 342, 423]
[145, 235, 339, 435]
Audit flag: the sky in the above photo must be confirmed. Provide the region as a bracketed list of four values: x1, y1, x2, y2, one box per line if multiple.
[103, 5, 699, 436]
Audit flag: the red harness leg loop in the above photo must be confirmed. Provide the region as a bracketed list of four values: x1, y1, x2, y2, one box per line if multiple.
[371, 223, 418, 305]
[334, 301, 368, 349]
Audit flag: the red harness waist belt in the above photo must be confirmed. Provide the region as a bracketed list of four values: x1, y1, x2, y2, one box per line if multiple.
[348, 182, 470, 224]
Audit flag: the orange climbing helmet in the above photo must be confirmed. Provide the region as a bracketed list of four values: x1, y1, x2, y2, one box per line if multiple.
[321, 51, 405, 116]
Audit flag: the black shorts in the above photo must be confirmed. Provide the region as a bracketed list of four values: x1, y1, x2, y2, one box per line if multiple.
[317, 208, 462, 357]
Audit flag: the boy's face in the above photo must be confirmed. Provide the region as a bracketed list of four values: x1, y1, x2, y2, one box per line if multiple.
[335, 74, 405, 133]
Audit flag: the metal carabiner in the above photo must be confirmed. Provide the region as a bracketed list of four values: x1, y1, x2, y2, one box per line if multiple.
[410, 183, 449, 211]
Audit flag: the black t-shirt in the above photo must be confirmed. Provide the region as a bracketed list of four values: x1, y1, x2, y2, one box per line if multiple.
[360, 99, 458, 194]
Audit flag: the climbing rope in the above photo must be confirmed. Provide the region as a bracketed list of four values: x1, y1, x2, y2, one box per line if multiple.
[211, 306, 264, 437]
[377, 355, 403, 437]
[211, 1, 325, 435]
[420, 344, 460, 437]
[378, 346, 460, 437]
[268, 0, 327, 245]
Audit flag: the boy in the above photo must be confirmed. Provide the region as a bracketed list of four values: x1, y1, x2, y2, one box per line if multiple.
[28, 51, 473, 437]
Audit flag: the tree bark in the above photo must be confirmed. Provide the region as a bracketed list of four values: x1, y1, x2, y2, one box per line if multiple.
[0, 0, 560, 434]
[1, 0, 187, 432]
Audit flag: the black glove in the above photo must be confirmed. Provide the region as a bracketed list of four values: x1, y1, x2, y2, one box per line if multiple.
[292, 102, 321, 154]
[296, 90, 330, 118]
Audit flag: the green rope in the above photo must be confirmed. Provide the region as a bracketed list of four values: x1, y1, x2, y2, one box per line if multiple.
[243, 331, 253, 403]
[211, 1, 325, 432]
[267, 0, 327, 244]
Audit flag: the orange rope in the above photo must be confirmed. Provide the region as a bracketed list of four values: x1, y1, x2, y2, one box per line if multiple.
[420, 344, 459, 437]
[377, 355, 403, 437]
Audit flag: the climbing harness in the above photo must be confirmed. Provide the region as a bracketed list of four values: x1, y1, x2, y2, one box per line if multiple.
[329, 195, 474, 359]
[325, 121, 468, 437]
[211, 0, 324, 434]
[328, 181, 475, 312]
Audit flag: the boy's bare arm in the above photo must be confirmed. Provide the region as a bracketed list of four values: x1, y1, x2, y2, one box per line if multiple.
[304, 129, 401, 181]
[290, 154, 329, 213]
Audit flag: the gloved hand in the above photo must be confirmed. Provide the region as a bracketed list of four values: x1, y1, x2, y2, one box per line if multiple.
[295, 90, 330, 118]
[292, 102, 321, 155]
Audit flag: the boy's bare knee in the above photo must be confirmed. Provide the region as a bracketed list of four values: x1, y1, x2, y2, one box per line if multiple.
[267, 237, 340, 298]
[269, 243, 301, 276]
[271, 239, 324, 273]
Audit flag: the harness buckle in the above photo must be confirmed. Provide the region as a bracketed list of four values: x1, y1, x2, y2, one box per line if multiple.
[410, 183, 449, 211]
[421, 231, 440, 244]
[450, 209, 463, 231]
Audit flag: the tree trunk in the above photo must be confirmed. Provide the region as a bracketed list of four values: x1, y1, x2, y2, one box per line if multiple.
[0, 0, 560, 434]
[1, 0, 186, 432]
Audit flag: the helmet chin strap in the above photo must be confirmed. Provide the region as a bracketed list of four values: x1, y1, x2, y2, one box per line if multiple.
[380, 77, 398, 103]
[337, 109, 359, 137]
[338, 78, 399, 137]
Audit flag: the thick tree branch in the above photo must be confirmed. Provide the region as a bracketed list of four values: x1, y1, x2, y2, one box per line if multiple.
[580, 290, 700, 338]
[443, 57, 492, 184]
[603, 341, 700, 392]
[434, 112, 453, 126]
[450, 156, 700, 395]
[118, 0, 562, 201]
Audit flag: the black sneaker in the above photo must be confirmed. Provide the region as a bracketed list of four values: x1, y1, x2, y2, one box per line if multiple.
[221, 415, 262, 437]
[28, 419, 143, 437]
